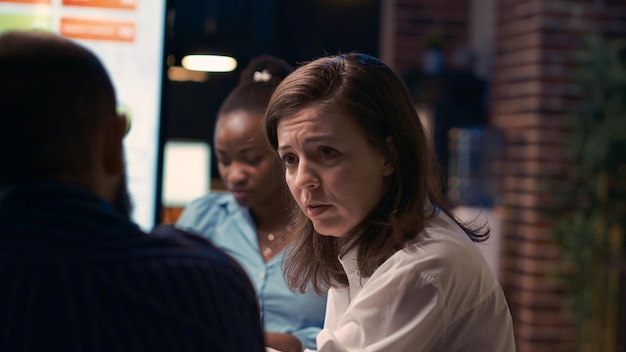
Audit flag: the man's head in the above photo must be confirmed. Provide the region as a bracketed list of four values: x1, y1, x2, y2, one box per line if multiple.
[0, 30, 128, 208]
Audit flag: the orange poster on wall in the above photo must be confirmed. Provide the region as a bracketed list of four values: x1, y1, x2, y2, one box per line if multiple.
[0, 0, 51, 4]
[60, 17, 135, 42]
[62, 0, 136, 10]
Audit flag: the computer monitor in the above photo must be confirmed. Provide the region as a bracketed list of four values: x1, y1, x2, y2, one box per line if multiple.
[0, 0, 167, 230]
[162, 140, 211, 208]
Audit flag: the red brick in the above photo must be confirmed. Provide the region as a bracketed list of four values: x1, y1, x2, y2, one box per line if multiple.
[516, 305, 573, 326]
[497, 31, 542, 54]
[515, 322, 577, 342]
[507, 237, 563, 260]
[490, 112, 566, 129]
[496, 47, 543, 68]
[497, 1, 543, 24]
[502, 222, 556, 241]
[491, 97, 543, 115]
[499, 16, 544, 37]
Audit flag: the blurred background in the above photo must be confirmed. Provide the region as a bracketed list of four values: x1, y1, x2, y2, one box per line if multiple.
[163, 0, 382, 171]
[163, 1, 626, 351]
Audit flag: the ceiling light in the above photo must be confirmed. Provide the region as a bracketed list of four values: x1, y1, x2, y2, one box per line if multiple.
[181, 54, 237, 72]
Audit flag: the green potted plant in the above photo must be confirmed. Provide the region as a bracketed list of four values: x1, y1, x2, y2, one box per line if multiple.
[552, 34, 626, 351]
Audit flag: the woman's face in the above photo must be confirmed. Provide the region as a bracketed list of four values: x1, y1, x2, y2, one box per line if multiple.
[214, 110, 283, 209]
[276, 107, 394, 237]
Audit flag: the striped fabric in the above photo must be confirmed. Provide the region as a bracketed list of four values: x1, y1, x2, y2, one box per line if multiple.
[0, 181, 265, 352]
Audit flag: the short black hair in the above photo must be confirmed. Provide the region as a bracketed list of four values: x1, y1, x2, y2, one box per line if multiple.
[0, 30, 117, 187]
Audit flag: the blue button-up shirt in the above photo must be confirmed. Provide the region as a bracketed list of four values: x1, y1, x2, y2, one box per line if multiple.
[177, 192, 326, 350]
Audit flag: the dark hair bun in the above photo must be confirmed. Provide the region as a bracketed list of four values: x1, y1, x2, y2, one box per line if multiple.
[239, 54, 294, 85]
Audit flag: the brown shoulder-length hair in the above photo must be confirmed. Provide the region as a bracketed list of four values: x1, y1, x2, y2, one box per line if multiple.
[264, 52, 489, 294]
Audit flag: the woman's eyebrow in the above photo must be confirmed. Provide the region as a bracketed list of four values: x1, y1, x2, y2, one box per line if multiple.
[278, 134, 341, 152]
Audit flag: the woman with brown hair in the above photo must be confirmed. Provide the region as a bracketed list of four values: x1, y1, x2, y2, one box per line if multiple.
[264, 52, 516, 351]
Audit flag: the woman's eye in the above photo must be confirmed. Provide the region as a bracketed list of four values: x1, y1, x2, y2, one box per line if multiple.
[281, 154, 297, 166]
[246, 156, 262, 166]
[319, 146, 337, 159]
[216, 156, 231, 166]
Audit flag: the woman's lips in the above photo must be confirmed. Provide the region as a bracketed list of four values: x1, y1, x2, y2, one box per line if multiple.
[306, 204, 331, 217]
[232, 190, 251, 201]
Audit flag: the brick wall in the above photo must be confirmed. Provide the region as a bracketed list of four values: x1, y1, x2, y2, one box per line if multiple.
[383, 0, 626, 350]
[390, 0, 472, 73]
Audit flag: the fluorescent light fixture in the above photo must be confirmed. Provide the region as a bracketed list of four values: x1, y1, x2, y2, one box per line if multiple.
[181, 54, 237, 72]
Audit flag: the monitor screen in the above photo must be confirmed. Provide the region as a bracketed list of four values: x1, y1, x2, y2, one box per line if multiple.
[162, 140, 211, 208]
[0, 0, 166, 230]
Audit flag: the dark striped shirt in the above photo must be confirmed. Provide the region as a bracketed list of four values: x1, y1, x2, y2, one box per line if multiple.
[0, 181, 265, 352]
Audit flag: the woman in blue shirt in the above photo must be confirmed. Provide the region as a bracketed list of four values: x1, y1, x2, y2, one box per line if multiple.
[176, 55, 326, 352]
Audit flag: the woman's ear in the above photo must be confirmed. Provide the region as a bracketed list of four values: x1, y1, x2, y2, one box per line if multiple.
[383, 136, 397, 176]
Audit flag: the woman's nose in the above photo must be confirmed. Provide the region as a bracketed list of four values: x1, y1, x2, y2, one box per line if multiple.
[226, 164, 247, 184]
[293, 160, 319, 190]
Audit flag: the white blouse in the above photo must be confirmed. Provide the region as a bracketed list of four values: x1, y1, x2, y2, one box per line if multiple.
[308, 210, 516, 352]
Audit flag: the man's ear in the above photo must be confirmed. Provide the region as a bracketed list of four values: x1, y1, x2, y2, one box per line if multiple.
[383, 136, 397, 176]
[101, 112, 127, 176]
